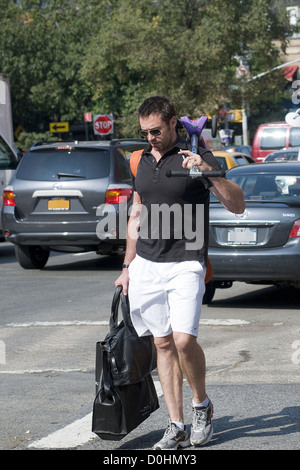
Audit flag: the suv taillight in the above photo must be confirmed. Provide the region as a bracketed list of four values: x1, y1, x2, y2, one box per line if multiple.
[289, 219, 300, 238]
[3, 190, 16, 207]
[105, 188, 133, 204]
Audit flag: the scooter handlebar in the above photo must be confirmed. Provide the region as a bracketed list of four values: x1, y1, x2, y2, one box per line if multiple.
[166, 169, 226, 178]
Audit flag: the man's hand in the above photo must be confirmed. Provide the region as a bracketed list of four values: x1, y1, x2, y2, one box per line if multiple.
[115, 269, 130, 295]
[179, 150, 213, 172]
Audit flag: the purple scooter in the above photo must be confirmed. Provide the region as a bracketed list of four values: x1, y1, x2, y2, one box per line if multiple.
[167, 114, 225, 178]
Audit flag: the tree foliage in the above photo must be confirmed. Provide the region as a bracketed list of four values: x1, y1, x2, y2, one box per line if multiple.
[0, 0, 295, 140]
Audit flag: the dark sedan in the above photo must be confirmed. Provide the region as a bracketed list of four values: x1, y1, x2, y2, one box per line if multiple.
[206, 162, 300, 302]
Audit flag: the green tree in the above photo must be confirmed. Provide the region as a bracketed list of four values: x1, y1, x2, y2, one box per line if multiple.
[0, 0, 295, 140]
[81, 0, 292, 135]
[1, 0, 104, 132]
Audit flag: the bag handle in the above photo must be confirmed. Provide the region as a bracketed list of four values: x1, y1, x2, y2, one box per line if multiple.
[110, 285, 132, 330]
[101, 350, 116, 400]
[110, 285, 122, 329]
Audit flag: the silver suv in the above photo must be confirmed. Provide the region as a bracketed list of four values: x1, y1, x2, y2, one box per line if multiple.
[1, 139, 145, 268]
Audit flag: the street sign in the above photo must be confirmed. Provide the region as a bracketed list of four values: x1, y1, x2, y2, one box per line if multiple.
[93, 114, 114, 135]
[50, 122, 69, 133]
[84, 112, 92, 122]
[236, 65, 249, 78]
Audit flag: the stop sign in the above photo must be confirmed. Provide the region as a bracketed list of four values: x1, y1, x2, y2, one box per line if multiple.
[93, 114, 114, 135]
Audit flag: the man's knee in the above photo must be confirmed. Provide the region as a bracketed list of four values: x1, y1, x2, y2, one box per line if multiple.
[173, 332, 197, 355]
[154, 334, 175, 354]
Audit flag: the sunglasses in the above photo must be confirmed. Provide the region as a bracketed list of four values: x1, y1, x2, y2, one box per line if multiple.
[138, 128, 162, 138]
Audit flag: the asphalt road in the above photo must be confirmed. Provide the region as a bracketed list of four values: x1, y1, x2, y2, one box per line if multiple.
[0, 241, 299, 454]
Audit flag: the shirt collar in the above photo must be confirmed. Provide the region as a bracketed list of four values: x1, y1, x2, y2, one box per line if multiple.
[142, 135, 188, 157]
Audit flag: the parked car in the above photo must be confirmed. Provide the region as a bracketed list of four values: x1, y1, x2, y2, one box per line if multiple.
[251, 122, 300, 163]
[206, 162, 300, 303]
[1, 139, 146, 268]
[212, 150, 254, 171]
[0, 134, 19, 240]
[264, 147, 300, 162]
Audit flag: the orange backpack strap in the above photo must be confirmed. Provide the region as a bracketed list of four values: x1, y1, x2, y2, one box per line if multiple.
[130, 149, 143, 177]
[130, 148, 213, 284]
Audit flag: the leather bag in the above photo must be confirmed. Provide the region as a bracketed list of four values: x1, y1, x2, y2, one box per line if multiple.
[92, 286, 159, 440]
[92, 350, 159, 440]
[95, 285, 157, 388]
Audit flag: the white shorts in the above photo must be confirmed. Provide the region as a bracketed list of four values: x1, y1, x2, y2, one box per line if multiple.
[128, 255, 206, 338]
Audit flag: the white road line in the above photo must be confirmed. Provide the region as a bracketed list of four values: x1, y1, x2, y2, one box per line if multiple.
[0, 368, 92, 374]
[200, 319, 250, 326]
[4, 320, 109, 328]
[28, 412, 95, 449]
[4, 319, 249, 328]
[27, 380, 163, 449]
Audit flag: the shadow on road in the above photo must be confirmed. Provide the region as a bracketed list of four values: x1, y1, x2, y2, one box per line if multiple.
[115, 405, 300, 450]
[208, 285, 300, 310]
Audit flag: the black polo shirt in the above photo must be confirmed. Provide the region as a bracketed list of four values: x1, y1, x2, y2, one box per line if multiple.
[132, 136, 221, 263]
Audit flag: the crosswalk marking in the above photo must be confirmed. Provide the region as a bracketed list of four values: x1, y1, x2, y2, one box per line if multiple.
[4, 319, 250, 328]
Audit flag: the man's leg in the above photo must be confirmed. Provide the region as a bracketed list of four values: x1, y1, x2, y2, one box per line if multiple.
[154, 333, 184, 422]
[173, 332, 213, 446]
[152, 333, 190, 450]
[173, 332, 207, 403]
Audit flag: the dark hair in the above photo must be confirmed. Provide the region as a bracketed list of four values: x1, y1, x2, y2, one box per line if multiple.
[137, 96, 176, 123]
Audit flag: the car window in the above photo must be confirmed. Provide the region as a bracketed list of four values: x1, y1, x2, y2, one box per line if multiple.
[289, 128, 300, 147]
[266, 151, 299, 162]
[260, 128, 286, 150]
[234, 156, 247, 166]
[229, 173, 300, 200]
[16, 148, 111, 181]
[0, 136, 17, 169]
[214, 156, 227, 170]
[114, 148, 131, 180]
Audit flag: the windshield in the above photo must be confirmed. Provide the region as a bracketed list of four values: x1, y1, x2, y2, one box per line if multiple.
[16, 148, 110, 181]
[260, 128, 286, 150]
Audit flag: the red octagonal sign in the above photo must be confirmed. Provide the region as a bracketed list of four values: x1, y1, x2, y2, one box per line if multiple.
[93, 114, 114, 135]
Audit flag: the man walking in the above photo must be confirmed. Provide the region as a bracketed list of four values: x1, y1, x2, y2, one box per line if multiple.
[115, 96, 245, 449]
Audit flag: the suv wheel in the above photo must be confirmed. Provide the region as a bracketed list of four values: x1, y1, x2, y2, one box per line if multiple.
[15, 245, 50, 269]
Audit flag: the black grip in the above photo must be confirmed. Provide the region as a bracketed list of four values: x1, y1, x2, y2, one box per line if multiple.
[166, 169, 189, 177]
[201, 170, 226, 177]
[166, 169, 226, 178]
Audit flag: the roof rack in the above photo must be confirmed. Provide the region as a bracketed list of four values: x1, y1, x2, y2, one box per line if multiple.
[109, 138, 146, 145]
[30, 141, 60, 147]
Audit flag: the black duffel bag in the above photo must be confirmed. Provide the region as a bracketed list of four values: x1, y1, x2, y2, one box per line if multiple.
[92, 350, 159, 440]
[95, 285, 157, 388]
[92, 286, 159, 440]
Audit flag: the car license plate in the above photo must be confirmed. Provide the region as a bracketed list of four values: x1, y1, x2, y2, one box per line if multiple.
[227, 227, 257, 245]
[48, 198, 70, 211]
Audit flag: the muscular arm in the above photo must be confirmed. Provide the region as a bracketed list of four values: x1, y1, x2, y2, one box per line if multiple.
[114, 191, 141, 294]
[208, 177, 245, 214]
[180, 150, 245, 214]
